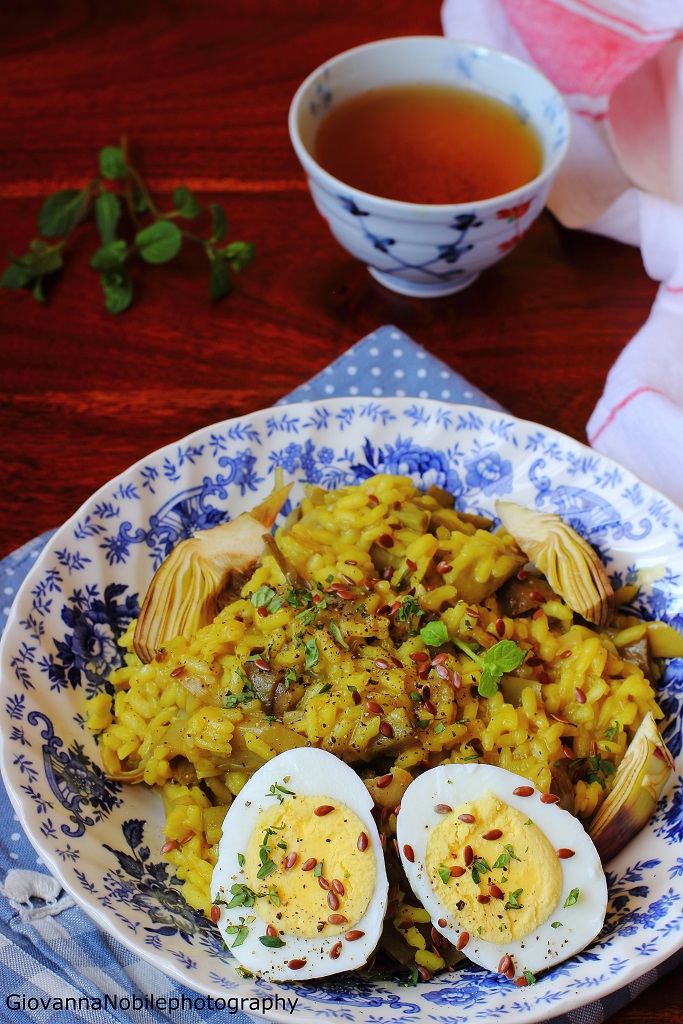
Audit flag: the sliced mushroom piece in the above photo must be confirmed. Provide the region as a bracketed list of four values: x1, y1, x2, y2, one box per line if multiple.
[133, 478, 292, 663]
[495, 501, 615, 627]
[588, 712, 674, 863]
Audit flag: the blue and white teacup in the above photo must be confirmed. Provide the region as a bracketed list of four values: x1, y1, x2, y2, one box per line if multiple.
[288, 36, 570, 298]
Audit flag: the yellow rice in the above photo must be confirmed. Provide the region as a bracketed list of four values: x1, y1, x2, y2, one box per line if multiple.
[87, 474, 664, 922]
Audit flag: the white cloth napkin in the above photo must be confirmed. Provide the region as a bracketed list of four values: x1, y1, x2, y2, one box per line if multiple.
[442, 0, 683, 510]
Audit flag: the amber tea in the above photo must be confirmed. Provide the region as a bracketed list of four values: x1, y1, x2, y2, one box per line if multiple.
[313, 83, 544, 205]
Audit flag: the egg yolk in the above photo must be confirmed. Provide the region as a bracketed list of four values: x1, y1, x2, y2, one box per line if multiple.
[243, 795, 375, 938]
[425, 792, 562, 943]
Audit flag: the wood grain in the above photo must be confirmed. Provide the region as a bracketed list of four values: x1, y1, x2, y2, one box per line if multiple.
[0, 3, 679, 1020]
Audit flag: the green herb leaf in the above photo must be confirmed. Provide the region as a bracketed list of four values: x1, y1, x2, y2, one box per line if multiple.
[32, 277, 47, 303]
[251, 585, 276, 608]
[419, 621, 449, 648]
[329, 620, 349, 650]
[268, 885, 281, 907]
[453, 637, 526, 698]
[221, 240, 255, 271]
[210, 254, 232, 301]
[438, 865, 451, 884]
[99, 145, 127, 180]
[100, 268, 133, 314]
[551, 921, 563, 928]
[90, 240, 127, 271]
[313, 860, 323, 878]
[504, 888, 524, 910]
[225, 883, 261, 909]
[1, 253, 37, 288]
[95, 192, 121, 246]
[135, 220, 182, 264]
[267, 782, 295, 803]
[38, 189, 88, 238]
[257, 860, 277, 879]
[259, 934, 285, 948]
[523, 969, 536, 985]
[563, 888, 580, 908]
[237, 853, 245, 867]
[24, 240, 65, 276]
[304, 637, 319, 670]
[210, 202, 228, 242]
[397, 595, 423, 623]
[173, 185, 203, 219]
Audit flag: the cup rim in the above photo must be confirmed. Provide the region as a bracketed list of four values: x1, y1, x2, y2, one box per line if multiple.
[288, 34, 572, 215]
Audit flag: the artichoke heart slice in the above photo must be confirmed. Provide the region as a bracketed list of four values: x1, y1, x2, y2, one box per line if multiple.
[588, 712, 674, 863]
[133, 478, 292, 663]
[495, 501, 615, 626]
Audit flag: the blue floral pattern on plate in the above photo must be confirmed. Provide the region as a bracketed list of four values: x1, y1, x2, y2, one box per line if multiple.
[1, 397, 682, 1024]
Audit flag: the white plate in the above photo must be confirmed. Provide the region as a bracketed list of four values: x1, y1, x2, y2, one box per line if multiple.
[1, 397, 682, 1024]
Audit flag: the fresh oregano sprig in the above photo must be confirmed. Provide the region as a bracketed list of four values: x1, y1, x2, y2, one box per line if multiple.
[1, 138, 254, 313]
[418, 619, 527, 698]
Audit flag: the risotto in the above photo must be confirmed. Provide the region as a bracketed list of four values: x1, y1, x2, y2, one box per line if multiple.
[87, 473, 665, 968]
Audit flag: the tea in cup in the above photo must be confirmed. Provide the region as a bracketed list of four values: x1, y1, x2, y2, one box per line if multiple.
[288, 36, 570, 297]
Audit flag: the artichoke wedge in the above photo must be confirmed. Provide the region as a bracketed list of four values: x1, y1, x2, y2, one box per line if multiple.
[588, 712, 674, 863]
[133, 477, 292, 663]
[495, 501, 615, 626]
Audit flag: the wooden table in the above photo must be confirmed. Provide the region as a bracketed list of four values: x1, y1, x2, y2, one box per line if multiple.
[0, 3, 677, 1022]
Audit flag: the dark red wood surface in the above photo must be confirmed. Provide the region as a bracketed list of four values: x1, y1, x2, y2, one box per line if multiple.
[0, 3, 679, 1021]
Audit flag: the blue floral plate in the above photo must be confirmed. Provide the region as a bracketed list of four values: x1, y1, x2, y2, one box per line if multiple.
[1, 398, 682, 1024]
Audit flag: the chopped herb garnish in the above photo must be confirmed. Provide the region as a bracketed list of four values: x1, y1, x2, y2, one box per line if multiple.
[251, 585, 276, 608]
[419, 620, 449, 648]
[524, 818, 533, 826]
[492, 844, 522, 870]
[268, 886, 281, 907]
[400, 965, 420, 987]
[313, 860, 324, 878]
[438, 864, 451, 884]
[452, 637, 527, 698]
[415, 718, 432, 730]
[224, 919, 250, 948]
[564, 888, 580, 907]
[433, 721, 446, 734]
[587, 754, 617, 789]
[330, 620, 349, 650]
[296, 606, 319, 626]
[284, 668, 297, 689]
[267, 783, 295, 804]
[397, 595, 423, 623]
[462, 753, 479, 762]
[236, 967, 254, 979]
[551, 921, 563, 929]
[225, 685, 258, 708]
[225, 884, 261, 909]
[471, 856, 490, 885]
[523, 970, 536, 985]
[237, 853, 245, 867]
[318, 683, 332, 695]
[605, 721, 621, 742]
[504, 888, 524, 910]
[259, 934, 286, 948]
[304, 637, 320, 670]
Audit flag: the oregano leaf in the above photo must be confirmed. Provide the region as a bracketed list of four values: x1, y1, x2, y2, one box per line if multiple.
[99, 146, 127, 181]
[173, 186, 203, 219]
[1, 258, 34, 289]
[90, 240, 127, 271]
[210, 254, 231, 301]
[26, 240, 64, 276]
[101, 268, 133, 314]
[32, 277, 47, 303]
[221, 240, 255, 271]
[210, 202, 228, 242]
[37, 189, 88, 238]
[135, 220, 182, 264]
[95, 192, 121, 246]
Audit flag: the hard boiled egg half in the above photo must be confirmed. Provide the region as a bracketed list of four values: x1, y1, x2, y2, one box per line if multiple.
[211, 747, 388, 981]
[397, 763, 607, 980]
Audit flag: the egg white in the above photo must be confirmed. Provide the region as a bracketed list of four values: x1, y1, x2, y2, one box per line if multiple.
[211, 747, 388, 981]
[397, 763, 608, 978]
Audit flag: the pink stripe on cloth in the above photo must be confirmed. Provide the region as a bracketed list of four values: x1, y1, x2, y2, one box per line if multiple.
[502, 0, 668, 95]
[588, 386, 665, 444]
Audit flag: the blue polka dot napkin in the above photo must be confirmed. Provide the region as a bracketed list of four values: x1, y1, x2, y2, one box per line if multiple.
[1, 325, 680, 1024]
